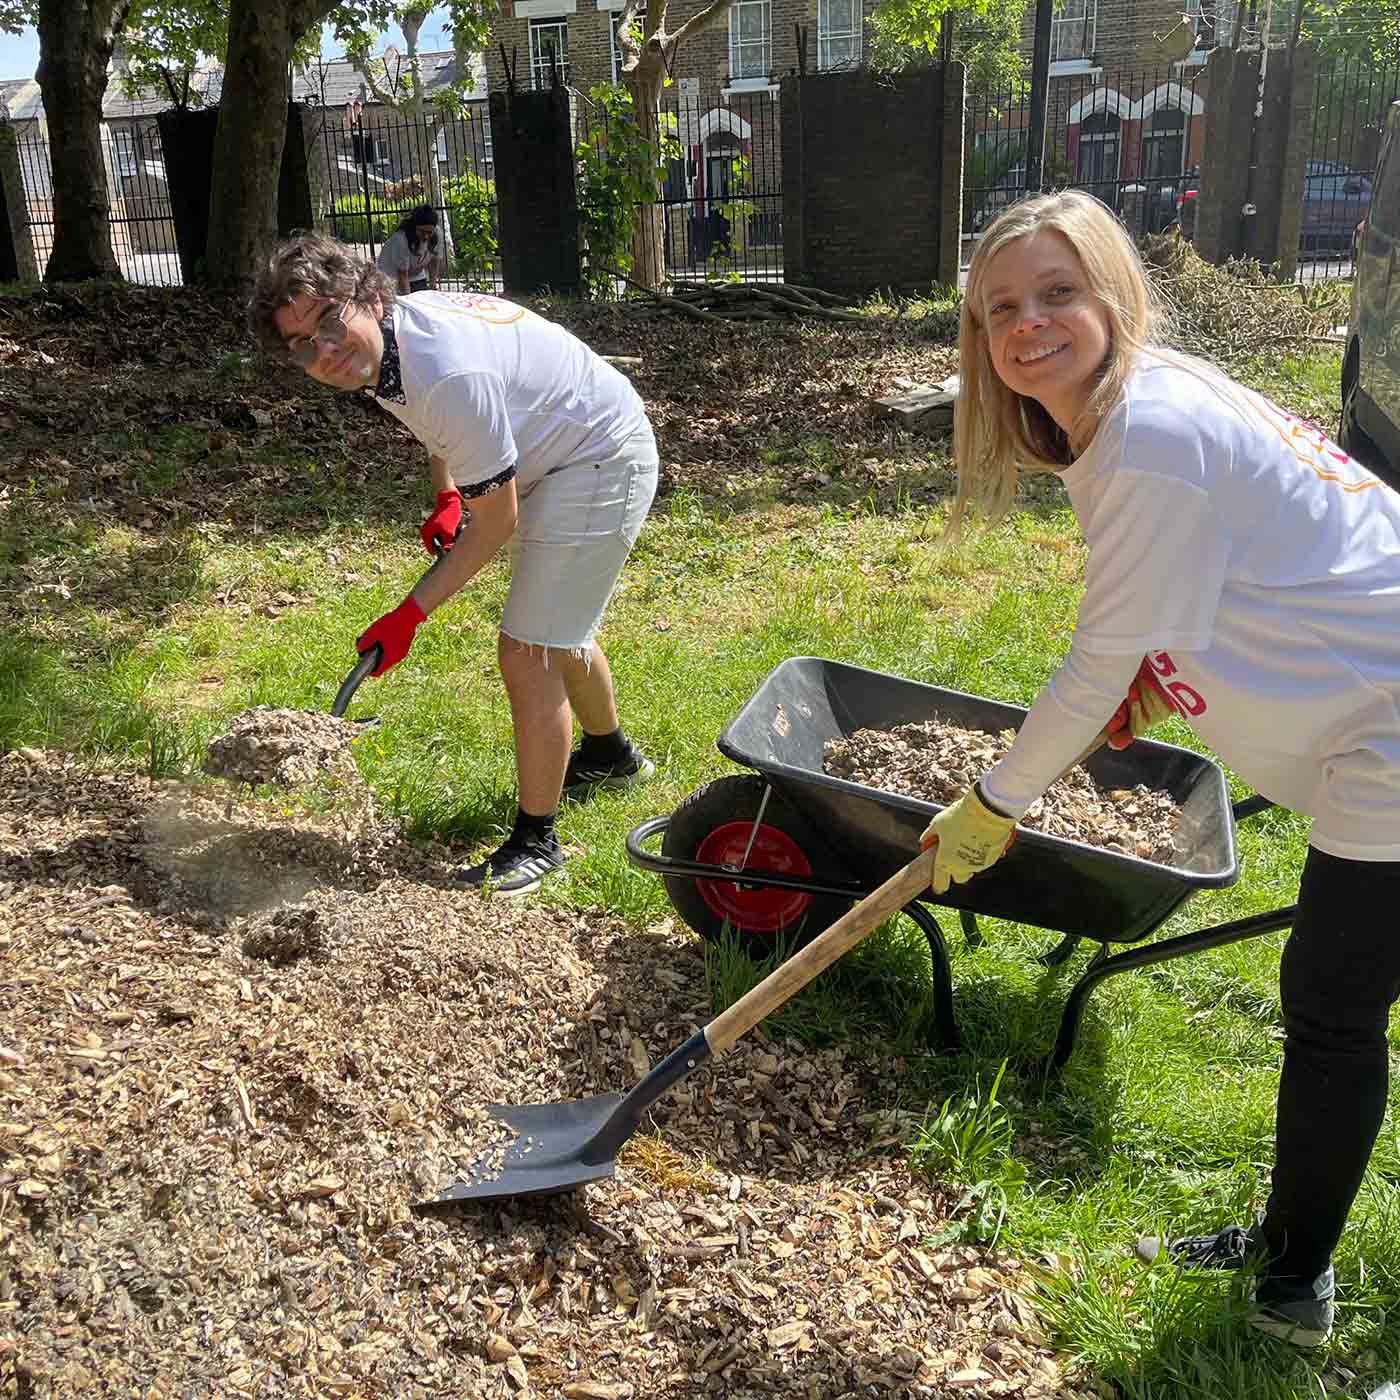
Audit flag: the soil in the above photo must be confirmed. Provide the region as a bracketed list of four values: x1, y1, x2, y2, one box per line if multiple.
[0, 749, 1097, 1399]
[823, 722, 1181, 865]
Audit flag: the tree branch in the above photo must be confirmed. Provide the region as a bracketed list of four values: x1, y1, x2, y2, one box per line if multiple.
[660, 0, 738, 49]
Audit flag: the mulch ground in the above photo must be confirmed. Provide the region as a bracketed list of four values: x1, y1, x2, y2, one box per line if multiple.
[0, 749, 1084, 1399]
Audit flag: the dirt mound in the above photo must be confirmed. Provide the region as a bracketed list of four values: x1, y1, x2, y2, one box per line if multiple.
[0, 749, 1082, 1398]
[203, 706, 365, 789]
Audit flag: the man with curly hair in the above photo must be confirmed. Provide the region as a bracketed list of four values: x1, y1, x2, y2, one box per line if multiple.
[250, 233, 657, 895]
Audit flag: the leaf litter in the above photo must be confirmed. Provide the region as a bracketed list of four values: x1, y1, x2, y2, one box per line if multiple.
[1, 747, 1092, 1398]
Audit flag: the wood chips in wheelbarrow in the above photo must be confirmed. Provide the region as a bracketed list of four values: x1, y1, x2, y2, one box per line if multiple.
[823, 719, 1182, 863]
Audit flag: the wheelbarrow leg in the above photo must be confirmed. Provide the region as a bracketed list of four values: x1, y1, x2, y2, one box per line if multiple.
[960, 910, 983, 951]
[905, 904, 961, 1052]
[1040, 933, 1081, 968]
[1048, 906, 1298, 1073]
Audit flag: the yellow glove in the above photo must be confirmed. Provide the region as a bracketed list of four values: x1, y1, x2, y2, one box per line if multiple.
[920, 785, 1017, 895]
[1104, 657, 1179, 751]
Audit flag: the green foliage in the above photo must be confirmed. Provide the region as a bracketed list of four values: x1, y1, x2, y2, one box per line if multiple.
[331, 191, 403, 245]
[909, 1059, 1014, 1185]
[869, 0, 1031, 91]
[574, 82, 681, 300]
[442, 170, 498, 284]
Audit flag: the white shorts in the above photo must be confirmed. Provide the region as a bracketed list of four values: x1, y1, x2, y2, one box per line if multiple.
[500, 429, 659, 651]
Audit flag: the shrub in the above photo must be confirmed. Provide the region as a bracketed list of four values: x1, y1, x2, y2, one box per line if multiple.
[442, 171, 497, 285]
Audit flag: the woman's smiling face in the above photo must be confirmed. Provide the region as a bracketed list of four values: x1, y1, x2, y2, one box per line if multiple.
[979, 229, 1111, 435]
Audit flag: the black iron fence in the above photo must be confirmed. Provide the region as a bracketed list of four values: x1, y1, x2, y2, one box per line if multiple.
[1303, 49, 1400, 278]
[572, 79, 784, 285]
[964, 46, 1400, 282]
[318, 102, 501, 290]
[964, 60, 1209, 248]
[14, 124, 182, 286]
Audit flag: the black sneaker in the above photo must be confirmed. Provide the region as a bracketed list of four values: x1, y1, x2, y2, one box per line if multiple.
[453, 836, 565, 896]
[562, 742, 655, 799]
[1134, 1223, 1255, 1269]
[1249, 1266, 1335, 1348]
[1134, 1225, 1334, 1348]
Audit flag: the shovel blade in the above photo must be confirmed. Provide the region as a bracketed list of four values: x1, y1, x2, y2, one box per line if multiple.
[428, 1093, 626, 1203]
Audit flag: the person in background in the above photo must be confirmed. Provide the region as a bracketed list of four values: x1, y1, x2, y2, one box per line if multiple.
[250, 233, 658, 895]
[377, 204, 441, 295]
[921, 188, 1400, 1349]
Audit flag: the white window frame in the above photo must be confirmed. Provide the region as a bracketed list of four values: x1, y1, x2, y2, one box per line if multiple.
[1183, 0, 1238, 57]
[1049, 0, 1097, 66]
[728, 0, 772, 82]
[111, 127, 138, 178]
[817, 0, 861, 71]
[611, 5, 646, 82]
[528, 17, 570, 90]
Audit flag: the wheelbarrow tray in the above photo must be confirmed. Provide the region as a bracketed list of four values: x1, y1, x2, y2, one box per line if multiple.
[717, 657, 1239, 944]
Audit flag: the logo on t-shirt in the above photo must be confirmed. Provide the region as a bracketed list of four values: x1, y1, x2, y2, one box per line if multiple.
[437, 292, 526, 325]
[1146, 650, 1207, 718]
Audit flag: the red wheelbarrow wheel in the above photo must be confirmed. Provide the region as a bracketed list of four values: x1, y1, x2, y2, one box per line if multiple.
[661, 775, 854, 957]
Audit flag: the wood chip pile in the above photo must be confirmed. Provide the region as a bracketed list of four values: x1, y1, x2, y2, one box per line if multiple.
[824, 721, 1182, 864]
[2, 749, 1101, 1398]
[202, 707, 365, 789]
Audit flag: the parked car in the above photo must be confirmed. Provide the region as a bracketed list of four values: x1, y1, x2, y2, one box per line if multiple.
[1301, 158, 1372, 255]
[1341, 101, 1400, 488]
[971, 165, 1029, 232]
[1153, 168, 1200, 239]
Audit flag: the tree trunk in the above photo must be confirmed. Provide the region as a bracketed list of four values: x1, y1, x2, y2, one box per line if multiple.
[204, 0, 334, 290]
[624, 53, 667, 290]
[35, 0, 129, 282]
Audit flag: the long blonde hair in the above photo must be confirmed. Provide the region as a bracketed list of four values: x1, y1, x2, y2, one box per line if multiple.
[951, 190, 1167, 532]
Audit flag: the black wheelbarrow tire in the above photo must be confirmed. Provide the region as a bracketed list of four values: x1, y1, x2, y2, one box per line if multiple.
[661, 774, 854, 958]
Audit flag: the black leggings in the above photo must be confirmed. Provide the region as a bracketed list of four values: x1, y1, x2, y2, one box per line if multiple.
[1263, 846, 1400, 1279]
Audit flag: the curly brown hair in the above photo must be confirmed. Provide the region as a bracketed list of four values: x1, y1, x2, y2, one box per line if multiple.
[248, 232, 397, 354]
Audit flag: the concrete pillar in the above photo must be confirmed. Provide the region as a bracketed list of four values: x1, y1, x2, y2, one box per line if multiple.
[0, 123, 39, 283]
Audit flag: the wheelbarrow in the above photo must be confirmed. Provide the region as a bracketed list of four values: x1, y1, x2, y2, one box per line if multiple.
[625, 655, 1294, 1071]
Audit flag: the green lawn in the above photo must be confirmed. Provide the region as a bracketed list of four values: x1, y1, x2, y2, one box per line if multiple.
[3, 308, 1390, 1398]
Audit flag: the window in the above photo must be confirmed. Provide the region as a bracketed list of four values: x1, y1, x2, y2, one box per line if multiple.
[611, 5, 646, 82]
[111, 128, 137, 178]
[728, 0, 772, 80]
[1076, 109, 1120, 204]
[1050, 0, 1096, 64]
[1141, 107, 1185, 182]
[1185, 0, 1239, 49]
[528, 17, 569, 89]
[817, 0, 861, 71]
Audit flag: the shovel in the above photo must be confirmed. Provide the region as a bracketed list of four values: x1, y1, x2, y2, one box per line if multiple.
[428, 729, 1115, 1205]
[428, 846, 939, 1204]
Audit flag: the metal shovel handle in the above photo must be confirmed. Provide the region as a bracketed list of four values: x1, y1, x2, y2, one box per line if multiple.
[331, 644, 382, 717]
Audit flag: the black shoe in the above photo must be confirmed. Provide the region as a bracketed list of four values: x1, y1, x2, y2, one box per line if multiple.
[453, 836, 565, 896]
[1249, 1266, 1335, 1348]
[1134, 1223, 1256, 1269]
[562, 742, 654, 799]
[1135, 1225, 1334, 1348]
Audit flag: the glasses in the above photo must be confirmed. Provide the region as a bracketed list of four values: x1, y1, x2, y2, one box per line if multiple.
[284, 298, 353, 368]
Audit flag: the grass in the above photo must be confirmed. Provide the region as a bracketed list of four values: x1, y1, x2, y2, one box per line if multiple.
[6, 333, 1394, 1397]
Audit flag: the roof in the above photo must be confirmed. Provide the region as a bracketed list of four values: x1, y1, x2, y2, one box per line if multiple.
[0, 48, 487, 123]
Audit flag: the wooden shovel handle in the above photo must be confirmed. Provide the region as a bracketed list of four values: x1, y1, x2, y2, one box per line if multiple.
[702, 734, 1108, 1057]
[703, 848, 936, 1056]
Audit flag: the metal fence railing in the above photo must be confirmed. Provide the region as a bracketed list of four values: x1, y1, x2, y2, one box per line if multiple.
[1301, 49, 1400, 280]
[318, 102, 500, 291]
[573, 80, 784, 285]
[15, 126, 183, 286]
[965, 61, 1209, 249]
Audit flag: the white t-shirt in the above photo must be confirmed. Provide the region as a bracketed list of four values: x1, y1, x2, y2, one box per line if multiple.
[981, 354, 1400, 861]
[376, 228, 435, 284]
[372, 291, 650, 493]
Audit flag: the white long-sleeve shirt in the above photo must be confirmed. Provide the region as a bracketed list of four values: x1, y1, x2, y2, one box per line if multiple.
[980, 354, 1400, 862]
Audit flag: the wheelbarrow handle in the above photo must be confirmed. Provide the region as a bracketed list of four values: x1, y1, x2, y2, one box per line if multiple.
[704, 848, 936, 1056]
[331, 644, 382, 717]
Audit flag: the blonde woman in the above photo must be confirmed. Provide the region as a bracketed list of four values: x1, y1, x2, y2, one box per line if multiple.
[922, 189, 1400, 1347]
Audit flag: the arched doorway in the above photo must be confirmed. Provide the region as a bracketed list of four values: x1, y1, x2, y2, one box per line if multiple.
[702, 129, 742, 258]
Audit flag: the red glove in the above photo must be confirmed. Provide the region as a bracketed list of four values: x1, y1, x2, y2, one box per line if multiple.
[420, 489, 463, 556]
[356, 596, 426, 677]
[1105, 658, 1178, 750]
